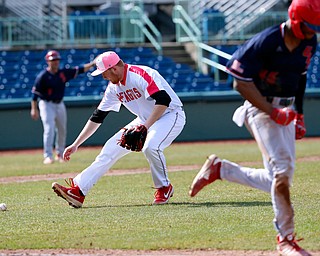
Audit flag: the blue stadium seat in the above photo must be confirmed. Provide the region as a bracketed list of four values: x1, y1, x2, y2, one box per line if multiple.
[13, 45, 320, 98]
[170, 79, 190, 93]
[133, 47, 155, 58]
[306, 47, 320, 88]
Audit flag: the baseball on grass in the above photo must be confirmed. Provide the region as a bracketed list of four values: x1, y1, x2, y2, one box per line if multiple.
[0, 203, 7, 211]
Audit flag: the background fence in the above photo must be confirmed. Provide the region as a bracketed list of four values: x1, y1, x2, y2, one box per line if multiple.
[0, 11, 289, 49]
[1, 0, 319, 150]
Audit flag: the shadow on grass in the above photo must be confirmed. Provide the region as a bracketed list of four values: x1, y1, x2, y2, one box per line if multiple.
[173, 201, 272, 207]
[81, 200, 271, 209]
[82, 203, 152, 209]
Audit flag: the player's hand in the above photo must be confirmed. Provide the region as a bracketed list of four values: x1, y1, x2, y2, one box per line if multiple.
[294, 113, 306, 140]
[270, 107, 296, 126]
[63, 145, 78, 161]
[30, 109, 39, 120]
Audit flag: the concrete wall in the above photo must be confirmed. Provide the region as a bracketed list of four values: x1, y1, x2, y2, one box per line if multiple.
[1, 91, 320, 150]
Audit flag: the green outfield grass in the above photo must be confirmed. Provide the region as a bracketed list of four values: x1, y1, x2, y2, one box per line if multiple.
[0, 139, 319, 251]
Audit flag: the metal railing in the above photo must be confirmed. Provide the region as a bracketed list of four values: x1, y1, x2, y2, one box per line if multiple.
[172, 5, 203, 71]
[199, 42, 232, 82]
[129, 6, 162, 55]
[0, 9, 290, 48]
[0, 14, 142, 48]
[172, 5, 291, 83]
[0, 12, 162, 55]
[173, 4, 232, 83]
[201, 11, 288, 42]
[0, 4, 295, 85]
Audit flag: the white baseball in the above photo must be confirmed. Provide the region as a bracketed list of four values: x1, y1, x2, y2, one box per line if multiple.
[0, 203, 7, 211]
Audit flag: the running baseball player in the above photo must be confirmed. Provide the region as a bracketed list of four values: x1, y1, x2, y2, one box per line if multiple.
[52, 51, 186, 207]
[30, 50, 95, 164]
[189, 0, 319, 255]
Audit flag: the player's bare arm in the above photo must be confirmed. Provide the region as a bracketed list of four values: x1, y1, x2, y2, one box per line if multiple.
[144, 105, 168, 129]
[83, 61, 96, 73]
[30, 100, 39, 120]
[63, 120, 101, 161]
[144, 90, 172, 128]
[233, 79, 273, 115]
[234, 79, 296, 125]
[73, 120, 101, 147]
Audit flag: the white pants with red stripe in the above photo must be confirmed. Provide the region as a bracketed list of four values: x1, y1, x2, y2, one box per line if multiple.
[74, 108, 186, 195]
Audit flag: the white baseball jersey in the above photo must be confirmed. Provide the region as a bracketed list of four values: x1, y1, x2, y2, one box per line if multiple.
[97, 64, 183, 121]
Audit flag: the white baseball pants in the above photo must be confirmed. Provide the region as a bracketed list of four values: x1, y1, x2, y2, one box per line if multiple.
[222, 100, 295, 238]
[74, 108, 186, 195]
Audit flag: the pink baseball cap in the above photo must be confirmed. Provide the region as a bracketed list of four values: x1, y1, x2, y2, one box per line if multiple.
[91, 51, 120, 76]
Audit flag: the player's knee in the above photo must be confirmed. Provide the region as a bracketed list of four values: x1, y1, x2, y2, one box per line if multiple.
[142, 145, 152, 154]
[275, 174, 289, 190]
[142, 145, 158, 157]
[272, 157, 295, 176]
[274, 174, 290, 201]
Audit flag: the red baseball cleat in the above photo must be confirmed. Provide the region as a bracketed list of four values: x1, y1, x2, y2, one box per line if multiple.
[189, 154, 221, 197]
[277, 234, 311, 256]
[52, 178, 85, 208]
[153, 184, 174, 205]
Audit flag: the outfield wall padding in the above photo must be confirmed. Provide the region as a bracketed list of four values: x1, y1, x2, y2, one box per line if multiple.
[1, 91, 319, 150]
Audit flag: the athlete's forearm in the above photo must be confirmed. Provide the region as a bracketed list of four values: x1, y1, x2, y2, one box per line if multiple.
[234, 79, 273, 115]
[30, 100, 39, 120]
[144, 105, 168, 129]
[31, 100, 38, 111]
[83, 61, 96, 73]
[72, 120, 101, 147]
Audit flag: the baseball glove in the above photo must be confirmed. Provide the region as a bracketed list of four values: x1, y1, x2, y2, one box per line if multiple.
[118, 124, 148, 152]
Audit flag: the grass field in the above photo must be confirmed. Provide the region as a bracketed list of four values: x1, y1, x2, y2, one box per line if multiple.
[0, 139, 319, 254]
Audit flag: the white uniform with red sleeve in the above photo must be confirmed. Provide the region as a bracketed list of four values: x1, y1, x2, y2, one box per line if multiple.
[73, 64, 186, 195]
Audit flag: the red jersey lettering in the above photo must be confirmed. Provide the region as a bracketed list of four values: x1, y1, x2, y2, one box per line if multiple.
[116, 88, 142, 103]
[117, 92, 125, 103]
[259, 70, 278, 85]
[126, 89, 135, 101]
[133, 88, 142, 98]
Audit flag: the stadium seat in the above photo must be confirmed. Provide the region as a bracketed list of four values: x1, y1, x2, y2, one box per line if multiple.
[3, 45, 319, 99]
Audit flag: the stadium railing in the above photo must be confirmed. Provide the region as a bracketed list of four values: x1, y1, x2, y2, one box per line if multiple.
[173, 4, 232, 84]
[0, 8, 289, 49]
[0, 5, 319, 107]
[0, 7, 161, 55]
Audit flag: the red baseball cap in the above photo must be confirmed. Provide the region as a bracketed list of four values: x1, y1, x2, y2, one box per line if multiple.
[91, 51, 120, 76]
[45, 50, 61, 61]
